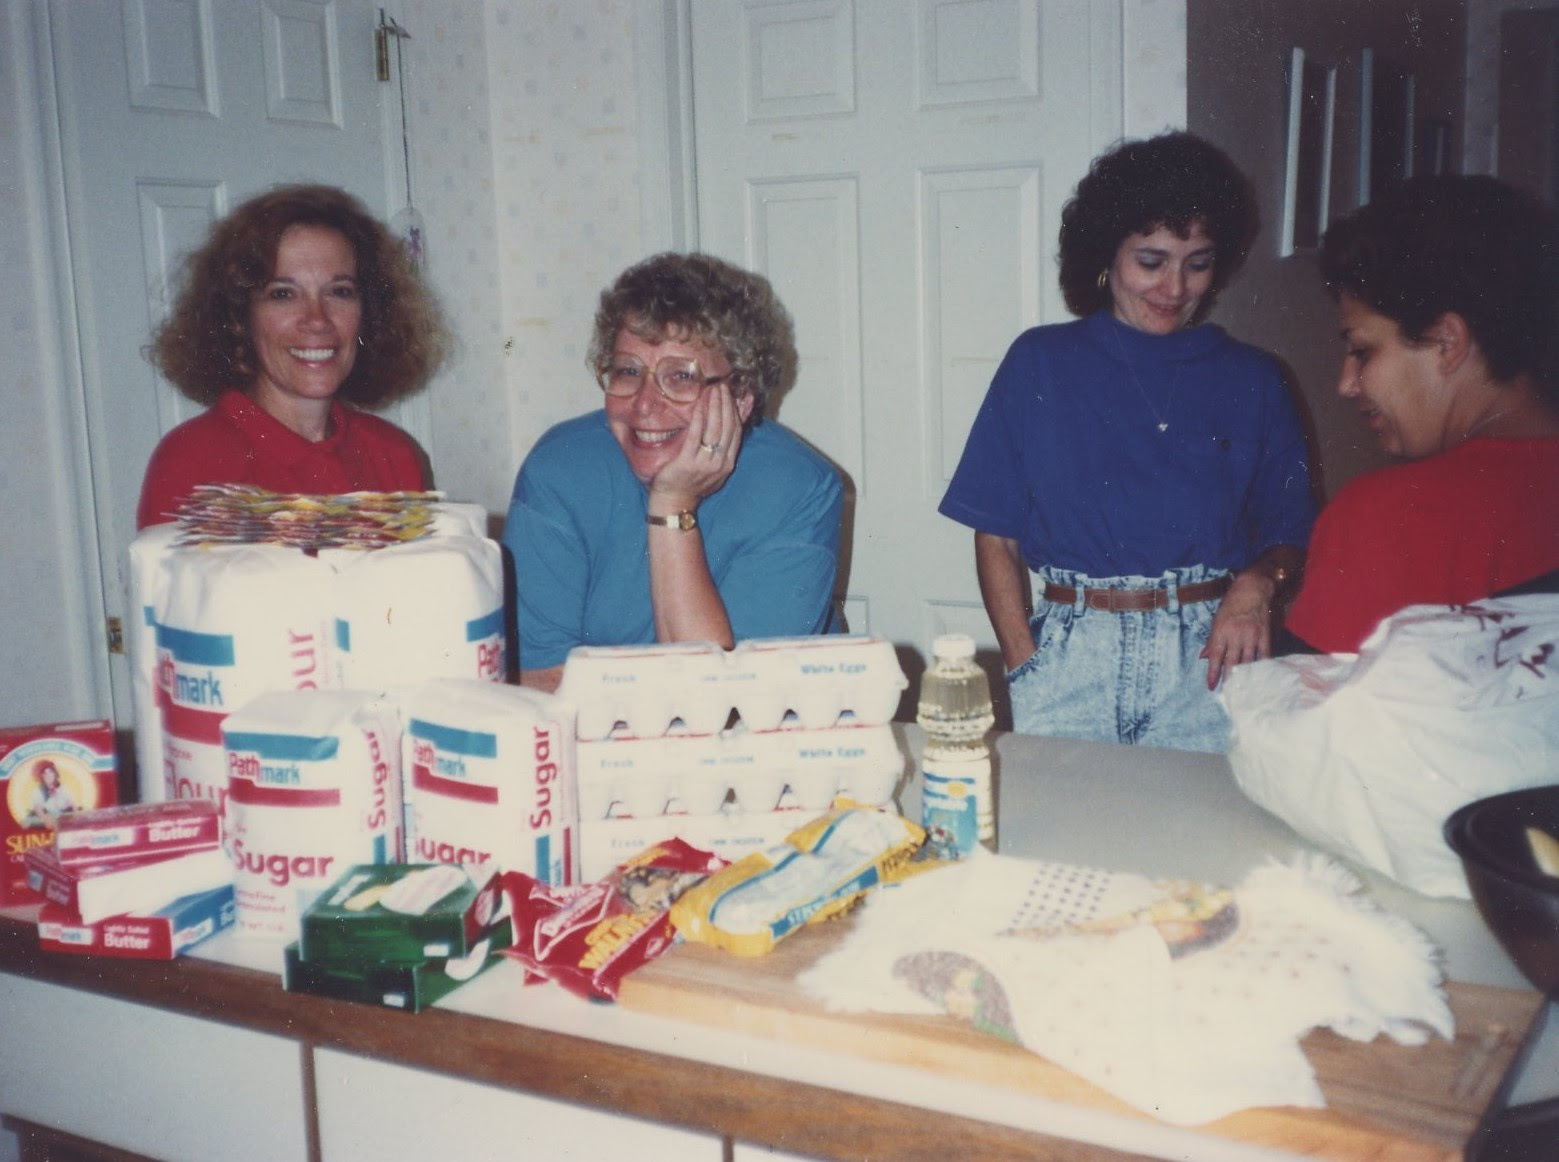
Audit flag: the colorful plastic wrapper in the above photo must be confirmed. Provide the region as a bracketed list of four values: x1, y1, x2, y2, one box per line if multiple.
[500, 838, 729, 1001]
[669, 801, 926, 957]
[169, 484, 443, 550]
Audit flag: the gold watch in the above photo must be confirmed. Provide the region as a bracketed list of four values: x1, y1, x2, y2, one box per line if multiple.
[646, 510, 698, 531]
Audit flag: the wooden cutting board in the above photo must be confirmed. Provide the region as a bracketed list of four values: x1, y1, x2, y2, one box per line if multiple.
[619, 918, 1545, 1161]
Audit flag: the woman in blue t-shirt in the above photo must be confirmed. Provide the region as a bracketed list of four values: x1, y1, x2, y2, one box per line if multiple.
[503, 254, 843, 691]
[940, 133, 1316, 752]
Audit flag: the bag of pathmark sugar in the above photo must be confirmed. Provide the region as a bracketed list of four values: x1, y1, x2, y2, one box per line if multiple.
[221, 690, 401, 941]
[401, 680, 578, 886]
[156, 544, 337, 812]
[323, 535, 506, 691]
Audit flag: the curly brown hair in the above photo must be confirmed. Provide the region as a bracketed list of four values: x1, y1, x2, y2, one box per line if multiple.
[150, 184, 450, 407]
[1058, 132, 1257, 319]
[586, 252, 797, 424]
[1321, 175, 1558, 393]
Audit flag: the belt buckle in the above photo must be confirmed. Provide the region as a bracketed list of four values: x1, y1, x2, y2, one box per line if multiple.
[1100, 587, 1134, 612]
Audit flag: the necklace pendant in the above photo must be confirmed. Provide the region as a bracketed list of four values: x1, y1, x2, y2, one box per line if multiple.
[1157, 421, 1169, 433]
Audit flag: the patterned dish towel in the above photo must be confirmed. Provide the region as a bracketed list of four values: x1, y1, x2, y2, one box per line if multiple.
[798, 850, 1452, 1125]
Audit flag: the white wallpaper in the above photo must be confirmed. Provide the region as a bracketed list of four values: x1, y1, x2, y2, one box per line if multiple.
[392, 0, 508, 523]
[401, 0, 646, 523]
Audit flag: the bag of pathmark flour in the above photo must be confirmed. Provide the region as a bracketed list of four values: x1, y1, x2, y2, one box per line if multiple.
[222, 690, 402, 940]
[127, 523, 180, 802]
[156, 545, 337, 811]
[130, 518, 507, 810]
[428, 501, 490, 539]
[1222, 597, 1559, 898]
[400, 680, 578, 886]
[323, 535, 505, 690]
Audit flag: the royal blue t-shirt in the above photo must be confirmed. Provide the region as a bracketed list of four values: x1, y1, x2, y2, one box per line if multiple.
[939, 311, 1315, 576]
[503, 411, 843, 670]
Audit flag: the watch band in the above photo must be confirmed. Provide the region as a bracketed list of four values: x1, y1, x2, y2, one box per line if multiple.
[646, 510, 698, 531]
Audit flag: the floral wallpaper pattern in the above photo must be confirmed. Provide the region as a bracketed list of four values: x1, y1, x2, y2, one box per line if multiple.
[401, 0, 644, 521]
[403, 0, 1186, 521]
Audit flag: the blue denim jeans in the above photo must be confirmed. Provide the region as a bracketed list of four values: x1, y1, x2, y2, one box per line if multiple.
[1007, 564, 1231, 752]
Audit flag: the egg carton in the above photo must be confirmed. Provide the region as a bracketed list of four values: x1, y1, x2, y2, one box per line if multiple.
[578, 808, 810, 883]
[575, 722, 905, 819]
[560, 634, 908, 740]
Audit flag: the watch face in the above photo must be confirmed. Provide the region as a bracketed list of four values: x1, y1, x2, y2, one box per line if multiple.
[648, 511, 697, 530]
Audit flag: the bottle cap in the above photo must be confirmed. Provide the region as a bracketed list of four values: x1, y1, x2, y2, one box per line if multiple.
[930, 633, 976, 661]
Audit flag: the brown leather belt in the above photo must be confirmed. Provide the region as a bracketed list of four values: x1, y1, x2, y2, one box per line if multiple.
[1042, 575, 1231, 612]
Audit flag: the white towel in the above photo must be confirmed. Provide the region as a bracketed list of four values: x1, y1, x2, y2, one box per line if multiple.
[798, 850, 1452, 1125]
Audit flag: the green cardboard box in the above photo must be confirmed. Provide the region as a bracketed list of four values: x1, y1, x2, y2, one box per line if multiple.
[282, 915, 512, 1013]
[298, 863, 504, 965]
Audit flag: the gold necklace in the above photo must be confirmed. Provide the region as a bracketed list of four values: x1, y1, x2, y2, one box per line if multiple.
[1110, 321, 1176, 433]
[1461, 404, 1523, 443]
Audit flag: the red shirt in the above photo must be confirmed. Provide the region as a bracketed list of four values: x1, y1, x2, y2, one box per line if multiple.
[1287, 436, 1559, 652]
[136, 390, 428, 528]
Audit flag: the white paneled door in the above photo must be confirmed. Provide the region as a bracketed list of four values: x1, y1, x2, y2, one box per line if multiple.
[688, 0, 1124, 699]
[49, 0, 398, 730]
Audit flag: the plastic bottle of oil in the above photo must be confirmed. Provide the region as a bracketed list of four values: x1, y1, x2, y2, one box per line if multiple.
[917, 634, 995, 858]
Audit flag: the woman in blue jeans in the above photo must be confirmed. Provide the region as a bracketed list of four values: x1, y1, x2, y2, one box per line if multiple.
[939, 133, 1316, 751]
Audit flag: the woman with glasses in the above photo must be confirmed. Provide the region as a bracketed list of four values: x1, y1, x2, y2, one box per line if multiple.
[501, 252, 843, 691]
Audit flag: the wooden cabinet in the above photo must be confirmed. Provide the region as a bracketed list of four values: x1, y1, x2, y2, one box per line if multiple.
[313, 1049, 722, 1162]
[0, 971, 725, 1162]
[0, 975, 309, 1162]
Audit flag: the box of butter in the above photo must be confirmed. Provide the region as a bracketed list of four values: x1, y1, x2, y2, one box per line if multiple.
[53, 800, 220, 868]
[24, 844, 234, 925]
[297, 863, 504, 965]
[37, 884, 236, 959]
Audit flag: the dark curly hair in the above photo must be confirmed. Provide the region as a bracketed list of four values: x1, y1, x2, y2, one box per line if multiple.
[1058, 132, 1258, 318]
[1320, 175, 1558, 390]
[587, 252, 797, 425]
[150, 184, 450, 408]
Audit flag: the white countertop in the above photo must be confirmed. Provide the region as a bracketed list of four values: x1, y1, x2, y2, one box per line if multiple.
[169, 725, 1556, 1160]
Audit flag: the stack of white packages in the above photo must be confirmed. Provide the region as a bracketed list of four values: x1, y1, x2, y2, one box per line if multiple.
[154, 544, 337, 811]
[127, 505, 503, 807]
[563, 635, 910, 880]
[127, 522, 180, 804]
[221, 690, 403, 940]
[399, 679, 578, 887]
[323, 536, 505, 690]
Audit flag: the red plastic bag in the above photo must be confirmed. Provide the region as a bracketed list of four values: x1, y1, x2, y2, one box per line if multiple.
[501, 837, 728, 1000]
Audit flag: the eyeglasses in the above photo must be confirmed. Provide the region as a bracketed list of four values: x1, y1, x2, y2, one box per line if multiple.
[597, 355, 743, 404]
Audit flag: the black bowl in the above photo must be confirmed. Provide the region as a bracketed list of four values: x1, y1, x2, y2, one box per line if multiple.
[1445, 786, 1559, 996]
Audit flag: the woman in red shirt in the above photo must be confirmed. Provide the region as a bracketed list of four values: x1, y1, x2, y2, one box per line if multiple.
[1285, 175, 1559, 653]
[136, 184, 449, 528]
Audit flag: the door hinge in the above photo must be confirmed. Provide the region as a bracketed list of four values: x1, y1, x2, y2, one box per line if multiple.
[106, 616, 124, 656]
[376, 12, 410, 83]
